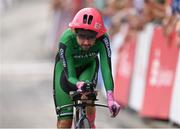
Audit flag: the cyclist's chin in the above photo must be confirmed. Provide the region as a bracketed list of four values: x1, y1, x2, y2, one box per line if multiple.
[81, 46, 91, 51]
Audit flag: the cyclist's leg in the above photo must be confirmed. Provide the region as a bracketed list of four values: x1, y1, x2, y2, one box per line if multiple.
[78, 58, 99, 128]
[57, 119, 72, 128]
[86, 106, 96, 128]
[53, 61, 73, 128]
[78, 58, 99, 84]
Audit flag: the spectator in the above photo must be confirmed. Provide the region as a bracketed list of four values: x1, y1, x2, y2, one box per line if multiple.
[171, 0, 180, 15]
[141, 0, 154, 24]
[145, 0, 167, 24]
[162, 0, 180, 37]
[46, 0, 73, 56]
[133, 0, 144, 14]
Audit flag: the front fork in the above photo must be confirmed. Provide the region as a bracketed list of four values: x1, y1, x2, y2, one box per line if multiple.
[74, 102, 86, 128]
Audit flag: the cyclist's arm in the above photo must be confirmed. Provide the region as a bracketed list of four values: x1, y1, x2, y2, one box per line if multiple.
[98, 34, 114, 91]
[58, 29, 79, 86]
[59, 42, 78, 85]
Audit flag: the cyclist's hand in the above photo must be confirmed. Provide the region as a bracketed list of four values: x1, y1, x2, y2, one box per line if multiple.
[76, 81, 85, 91]
[108, 101, 121, 117]
[107, 90, 121, 117]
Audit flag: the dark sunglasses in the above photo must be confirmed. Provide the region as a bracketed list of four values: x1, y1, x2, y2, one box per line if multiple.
[77, 34, 96, 40]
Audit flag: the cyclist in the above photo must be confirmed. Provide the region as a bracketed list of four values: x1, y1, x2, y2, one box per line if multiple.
[53, 7, 121, 128]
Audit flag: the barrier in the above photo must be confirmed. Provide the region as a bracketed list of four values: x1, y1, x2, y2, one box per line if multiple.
[140, 27, 179, 119]
[111, 31, 126, 78]
[170, 52, 180, 125]
[129, 24, 154, 111]
[114, 38, 136, 106]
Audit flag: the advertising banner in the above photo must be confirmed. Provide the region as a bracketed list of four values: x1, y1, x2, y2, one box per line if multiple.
[140, 27, 179, 119]
[114, 38, 136, 106]
[129, 24, 154, 111]
[170, 52, 180, 125]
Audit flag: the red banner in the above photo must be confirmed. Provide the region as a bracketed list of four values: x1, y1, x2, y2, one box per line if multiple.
[140, 27, 179, 119]
[114, 39, 136, 106]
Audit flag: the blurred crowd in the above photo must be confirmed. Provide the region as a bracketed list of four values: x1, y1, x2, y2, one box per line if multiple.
[0, 0, 17, 11]
[1, 0, 180, 53]
[46, 0, 180, 56]
[2, 0, 179, 53]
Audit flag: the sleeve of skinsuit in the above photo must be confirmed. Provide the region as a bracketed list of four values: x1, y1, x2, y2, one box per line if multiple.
[58, 29, 79, 86]
[98, 34, 114, 91]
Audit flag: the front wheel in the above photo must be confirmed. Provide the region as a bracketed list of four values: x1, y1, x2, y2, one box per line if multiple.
[77, 116, 91, 129]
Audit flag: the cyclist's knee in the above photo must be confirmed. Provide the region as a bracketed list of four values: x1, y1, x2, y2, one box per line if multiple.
[86, 106, 96, 115]
[86, 106, 96, 121]
[57, 119, 72, 128]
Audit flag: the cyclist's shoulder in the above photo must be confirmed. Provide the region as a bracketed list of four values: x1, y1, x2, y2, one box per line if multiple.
[97, 33, 110, 41]
[96, 33, 111, 46]
[59, 28, 76, 44]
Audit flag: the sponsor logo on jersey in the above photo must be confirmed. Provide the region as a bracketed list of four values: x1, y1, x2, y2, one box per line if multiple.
[73, 52, 97, 59]
[59, 48, 67, 67]
[103, 37, 111, 57]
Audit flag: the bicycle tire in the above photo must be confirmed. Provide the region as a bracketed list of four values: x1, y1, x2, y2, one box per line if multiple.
[77, 116, 91, 129]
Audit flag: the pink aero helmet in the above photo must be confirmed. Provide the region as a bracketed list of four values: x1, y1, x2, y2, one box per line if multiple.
[69, 7, 106, 38]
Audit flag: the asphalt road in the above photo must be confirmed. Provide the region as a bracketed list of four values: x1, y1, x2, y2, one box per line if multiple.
[0, 0, 177, 128]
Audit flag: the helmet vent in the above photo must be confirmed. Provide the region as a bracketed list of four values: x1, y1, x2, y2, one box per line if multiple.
[83, 14, 93, 25]
[88, 15, 93, 24]
[83, 14, 88, 24]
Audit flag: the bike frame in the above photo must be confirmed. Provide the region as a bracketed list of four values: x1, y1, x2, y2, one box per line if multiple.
[59, 95, 108, 129]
